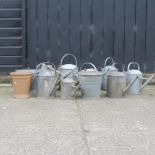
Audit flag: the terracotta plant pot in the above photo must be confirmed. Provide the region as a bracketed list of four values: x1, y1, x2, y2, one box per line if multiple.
[10, 72, 32, 99]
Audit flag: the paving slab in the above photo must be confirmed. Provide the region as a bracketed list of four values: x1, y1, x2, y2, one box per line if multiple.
[0, 86, 155, 155]
[0, 87, 88, 155]
[77, 86, 155, 155]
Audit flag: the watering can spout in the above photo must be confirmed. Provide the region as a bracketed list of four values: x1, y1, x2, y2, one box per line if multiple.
[123, 76, 139, 96]
[139, 74, 155, 92]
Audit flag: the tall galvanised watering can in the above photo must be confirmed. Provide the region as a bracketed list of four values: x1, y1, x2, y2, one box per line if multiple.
[36, 62, 57, 98]
[126, 62, 155, 95]
[101, 57, 118, 90]
[58, 54, 78, 81]
[79, 63, 104, 98]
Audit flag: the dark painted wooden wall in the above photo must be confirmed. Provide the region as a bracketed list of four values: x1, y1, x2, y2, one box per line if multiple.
[0, 0, 26, 72]
[1, 0, 155, 72]
[26, 0, 155, 72]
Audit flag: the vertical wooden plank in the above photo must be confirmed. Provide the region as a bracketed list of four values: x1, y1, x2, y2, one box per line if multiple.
[59, 0, 70, 59]
[124, 0, 136, 65]
[37, 0, 48, 63]
[48, 0, 59, 65]
[114, 0, 125, 64]
[27, 0, 38, 68]
[46, 0, 50, 63]
[146, 0, 155, 72]
[57, 0, 64, 65]
[135, 0, 146, 71]
[103, 0, 114, 60]
[81, 0, 91, 63]
[92, 0, 103, 67]
[70, 0, 81, 65]
[21, 0, 26, 67]
[100, 0, 105, 66]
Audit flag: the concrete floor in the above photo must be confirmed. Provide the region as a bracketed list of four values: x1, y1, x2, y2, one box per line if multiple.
[0, 86, 155, 155]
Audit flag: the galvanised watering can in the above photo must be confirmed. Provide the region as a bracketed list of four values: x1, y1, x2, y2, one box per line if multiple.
[36, 62, 57, 98]
[126, 62, 155, 95]
[101, 57, 118, 90]
[58, 54, 78, 81]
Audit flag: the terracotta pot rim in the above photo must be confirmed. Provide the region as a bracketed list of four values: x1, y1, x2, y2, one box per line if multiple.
[10, 72, 32, 76]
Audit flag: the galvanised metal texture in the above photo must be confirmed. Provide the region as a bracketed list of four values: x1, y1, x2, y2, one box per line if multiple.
[107, 72, 126, 98]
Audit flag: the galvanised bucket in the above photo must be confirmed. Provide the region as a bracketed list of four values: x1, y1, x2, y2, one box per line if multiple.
[107, 72, 126, 98]
[79, 63, 104, 98]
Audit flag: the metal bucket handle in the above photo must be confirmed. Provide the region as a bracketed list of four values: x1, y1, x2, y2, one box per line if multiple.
[80, 62, 97, 71]
[127, 62, 140, 71]
[60, 54, 77, 66]
[104, 57, 115, 67]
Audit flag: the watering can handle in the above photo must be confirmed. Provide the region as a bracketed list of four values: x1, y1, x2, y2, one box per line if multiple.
[60, 54, 77, 66]
[127, 62, 140, 71]
[36, 63, 45, 73]
[36, 62, 56, 71]
[104, 57, 115, 67]
[42, 62, 56, 70]
[80, 62, 97, 71]
[35, 62, 56, 76]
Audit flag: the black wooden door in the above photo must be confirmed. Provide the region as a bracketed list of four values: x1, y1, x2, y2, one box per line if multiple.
[0, 0, 26, 72]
